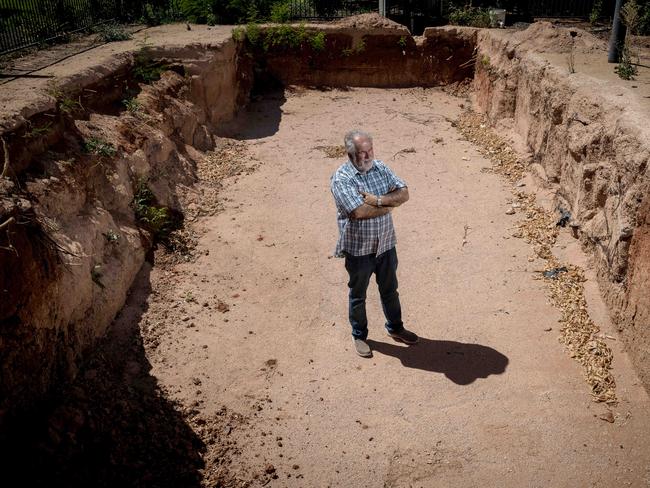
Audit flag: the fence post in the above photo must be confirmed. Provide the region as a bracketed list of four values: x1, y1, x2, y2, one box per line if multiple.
[607, 0, 627, 63]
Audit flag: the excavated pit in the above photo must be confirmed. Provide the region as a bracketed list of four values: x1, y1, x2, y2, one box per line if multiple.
[1, 16, 649, 485]
[0, 21, 480, 431]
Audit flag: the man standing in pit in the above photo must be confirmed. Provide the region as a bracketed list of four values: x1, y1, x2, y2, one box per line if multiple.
[330, 130, 418, 358]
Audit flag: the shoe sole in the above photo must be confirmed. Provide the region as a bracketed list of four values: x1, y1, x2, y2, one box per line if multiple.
[388, 333, 419, 345]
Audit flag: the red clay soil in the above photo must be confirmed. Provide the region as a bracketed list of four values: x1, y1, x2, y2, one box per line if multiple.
[134, 86, 650, 487]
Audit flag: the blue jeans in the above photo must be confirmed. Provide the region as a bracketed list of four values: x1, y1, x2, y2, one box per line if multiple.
[344, 247, 404, 340]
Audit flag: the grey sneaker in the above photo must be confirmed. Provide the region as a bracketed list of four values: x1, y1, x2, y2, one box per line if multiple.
[388, 328, 419, 345]
[353, 338, 372, 357]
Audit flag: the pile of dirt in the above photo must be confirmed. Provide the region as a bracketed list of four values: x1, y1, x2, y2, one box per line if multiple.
[332, 12, 407, 31]
[511, 21, 605, 54]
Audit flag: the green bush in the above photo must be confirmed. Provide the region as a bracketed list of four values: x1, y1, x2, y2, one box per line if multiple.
[270, 0, 292, 23]
[310, 31, 326, 51]
[246, 22, 261, 45]
[133, 35, 167, 83]
[132, 180, 176, 240]
[448, 6, 491, 28]
[96, 22, 132, 42]
[214, 0, 276, 24]
[263, 23, 308, 50]
[590, 0, 604, 24]
[140, 1, 183, 26]
[615, 45, 639, 79]
[179, 0, 213, 23]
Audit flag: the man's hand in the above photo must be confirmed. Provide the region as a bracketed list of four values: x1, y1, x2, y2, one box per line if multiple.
[360, 191, 379, 207]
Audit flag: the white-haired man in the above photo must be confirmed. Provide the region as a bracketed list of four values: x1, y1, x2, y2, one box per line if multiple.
[330, 130, 418, 358]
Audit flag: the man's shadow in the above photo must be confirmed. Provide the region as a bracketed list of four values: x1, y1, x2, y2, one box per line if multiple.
[366, 337, 508, 385]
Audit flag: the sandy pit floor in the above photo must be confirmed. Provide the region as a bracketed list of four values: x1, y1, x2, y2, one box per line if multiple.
[128, 87, 650, 487]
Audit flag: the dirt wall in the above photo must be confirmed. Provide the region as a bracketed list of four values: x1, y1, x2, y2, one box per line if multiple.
[249, 25, 477, 87]
[0, 38, 251, 428]
[472, 23, 650, 392]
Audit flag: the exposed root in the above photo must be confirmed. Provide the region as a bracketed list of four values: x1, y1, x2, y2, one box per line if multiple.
[1, 137, 9, 178]
[455, 110, 617, 405]
[0, 216, 15, 231]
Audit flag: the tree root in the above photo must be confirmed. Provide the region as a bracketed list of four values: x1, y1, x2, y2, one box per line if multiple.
[0, 216, 15, 231]
[1, 137, 8, 178]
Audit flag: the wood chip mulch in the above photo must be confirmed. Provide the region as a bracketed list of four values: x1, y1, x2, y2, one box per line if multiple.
[455, 110, 617, 405]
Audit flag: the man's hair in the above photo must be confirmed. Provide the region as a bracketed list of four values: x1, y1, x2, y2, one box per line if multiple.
[344, 130, 373, 159]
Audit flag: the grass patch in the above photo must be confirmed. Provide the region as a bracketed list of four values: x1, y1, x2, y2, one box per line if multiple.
[122, 97, 142, 115]
[23, 121, 53, 139]
[83, 137, 116, 158]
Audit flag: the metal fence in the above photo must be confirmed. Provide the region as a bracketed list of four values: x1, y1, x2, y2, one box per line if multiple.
[0, 0, 135, 55]
[287, 0, 378, 19]
[0, 0, 614, 57]
[529, 0, 608, 18]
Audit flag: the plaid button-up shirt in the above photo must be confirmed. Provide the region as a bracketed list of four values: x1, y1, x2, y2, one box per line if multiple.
[330, 159, 407, 257]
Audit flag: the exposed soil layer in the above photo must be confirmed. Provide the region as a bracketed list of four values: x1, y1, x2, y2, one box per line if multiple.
[472, 21, 650, 393]
[0, 34, 249, 427]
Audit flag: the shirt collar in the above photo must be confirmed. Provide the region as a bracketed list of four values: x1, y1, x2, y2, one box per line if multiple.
[346, 159, 377, 176]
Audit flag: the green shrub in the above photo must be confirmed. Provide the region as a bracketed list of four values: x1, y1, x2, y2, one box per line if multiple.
[270, 0, 292, 23]
[589, 0, 604, 24]
[615, 45, 639, 79]
[96, 22, 132, 42]
[133, 35, 167, 83]
[132, 180, 176, 240]
[246, 22, 261, 45]
[232, 26, 246, 41]
[310, 31, 326, 51]
[263, 23, 308, 50]
[448, 6, 491, 28]
[179, 0, 213, 23]
[236, 22, 326, 52]
[214, 0, 275, 23]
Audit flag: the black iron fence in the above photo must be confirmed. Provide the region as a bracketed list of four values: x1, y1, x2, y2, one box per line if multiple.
[0, 0, 617, 57]
[528, 0, 606, 18]
[287, 0, 378, 19]
[0, 0, 155, 55]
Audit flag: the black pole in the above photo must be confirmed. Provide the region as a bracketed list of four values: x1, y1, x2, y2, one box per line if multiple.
[608, 0, 627, 63]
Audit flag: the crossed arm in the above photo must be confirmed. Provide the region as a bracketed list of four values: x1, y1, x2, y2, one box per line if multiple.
[349, 187, 409, 220]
